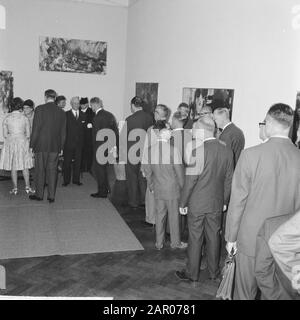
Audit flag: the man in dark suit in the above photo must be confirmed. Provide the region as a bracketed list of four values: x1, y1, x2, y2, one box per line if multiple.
[225, 103, 300, 300]
[212, 100, 245, 167]
[255, 214, 300, 300]
[90, 97, 119, 198]
[125, 96, 154, 209]
[175, 117, 234, 285]
[63, 96, 85, 186]
[29, 89, 66, 203]
[80, 97, 95, 173]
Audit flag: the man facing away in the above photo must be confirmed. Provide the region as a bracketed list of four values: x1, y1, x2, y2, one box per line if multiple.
[29, 89, 66, 203]
[80, 97, 95, 173]
[143, 128, 187, 250]
[225, 103, 300, 300]
[212, 100, 245, 167]
[125, 96, 154, 209]
[90, 97, 119, 199]
[63, 97, 86, 187]
[176, 117, 234, 285]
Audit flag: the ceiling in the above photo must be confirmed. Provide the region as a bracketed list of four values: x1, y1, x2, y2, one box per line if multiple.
[55, 0, 140, 7]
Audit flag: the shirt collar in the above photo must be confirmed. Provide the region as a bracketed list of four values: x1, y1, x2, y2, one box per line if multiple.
[81, 108, 87, 113]
[172, 128, 184, 132]
[269, 135, 290, 140]
[222, 122, 232, 131]
[204, 137, 216, 142]
[95, 108, 103, 115]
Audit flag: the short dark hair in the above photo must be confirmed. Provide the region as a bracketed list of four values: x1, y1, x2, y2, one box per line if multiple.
[23, 99, 34, 109]
[178, 102, 190, 110]
[80, 97, 89, 105]
[11, 97, 24, 112]
[211, 99, 229, 112]
[45, 89, 57, 100]
[56, 95, 66, 104]
[131, 96, 144, 109]
[267, 103, 294, 128]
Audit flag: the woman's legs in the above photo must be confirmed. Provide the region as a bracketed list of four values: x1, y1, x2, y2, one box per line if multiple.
[11, 170, 18, 189]
[22, 169, 30, 188]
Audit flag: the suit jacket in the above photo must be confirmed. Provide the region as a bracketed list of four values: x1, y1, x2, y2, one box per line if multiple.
[30, 102, 66, 153]
[255, 214, 299, 300]
[180, 138, 234, 214]
[125, 110, 154, 162]
[170, 128, 192, 165]
[225, 137, 300, 257]
[64, 110, 86, 150]
[219, 122, 245, 167]
[92, 108, 119, 161]
[268, 210, 300, 282]
[80, 107, 95, 143]
[143, 140, 184, 200]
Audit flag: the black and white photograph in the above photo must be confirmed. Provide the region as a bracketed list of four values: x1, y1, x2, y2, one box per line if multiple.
[183, 87, 235, 120]
[136, 82, 159, 113]
[0, 0, 299, 308]
[39, 36, 107, 74]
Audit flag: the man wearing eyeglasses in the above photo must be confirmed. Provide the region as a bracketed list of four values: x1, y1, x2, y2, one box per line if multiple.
[225, 103, 300, 300]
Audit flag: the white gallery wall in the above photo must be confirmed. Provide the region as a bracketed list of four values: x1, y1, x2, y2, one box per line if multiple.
[0, 0, 128, 118]
[124, 0, 300, 147]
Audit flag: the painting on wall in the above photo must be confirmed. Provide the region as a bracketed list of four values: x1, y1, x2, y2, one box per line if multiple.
[136, 83, 159, 114]
[290, 92, 300, 146]
[182, 88, 235, 120]
[0, 71, 13, 114]
[39, 36, 107, 75]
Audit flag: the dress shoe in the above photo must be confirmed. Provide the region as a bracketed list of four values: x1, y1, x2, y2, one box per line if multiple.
[208, 275, 221, 283]
[62, 183, 69, 187]
[47, 198, 55, 203]
[29, 195, 43, 201]
[73, 182, 83, 186]
[90, 193, 107, 198]
[175, 270, 200, 287]
[143, 221, 155, 227]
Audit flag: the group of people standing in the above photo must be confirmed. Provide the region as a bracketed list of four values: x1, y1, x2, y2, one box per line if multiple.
[0, 88, 299, 300]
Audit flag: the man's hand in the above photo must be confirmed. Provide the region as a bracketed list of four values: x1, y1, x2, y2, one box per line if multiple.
[223, 205, 227, 212]
[179, 207, 188, 215]
[59, 150, 63, 157]
[226, 241, 237, 256]
[292, 265, 300, 293]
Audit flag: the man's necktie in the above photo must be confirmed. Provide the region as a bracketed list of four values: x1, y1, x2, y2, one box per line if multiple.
[76, 111, 78, 120]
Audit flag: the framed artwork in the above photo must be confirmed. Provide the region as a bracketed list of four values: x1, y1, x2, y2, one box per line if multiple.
[39, 36, 107, 75]
[182, 88, 235, 120]
[136, 83, 159, 114]
[0, 71, 13, 114]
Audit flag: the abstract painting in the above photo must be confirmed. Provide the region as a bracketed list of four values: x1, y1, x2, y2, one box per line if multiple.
[39, 36, 107, 75]
[0, 71, 13, 114]
[182, 88, 235, 120]
[136, 83, 159, 114]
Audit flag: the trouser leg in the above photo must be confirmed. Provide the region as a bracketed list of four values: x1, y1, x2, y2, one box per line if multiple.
[234, 252, 258, 300]
[204, 211, 222, 278]
[63, 148, 72, 185]
[155, 199, 167, 248]
[72, 147, 82, 184]
[186, 212, 205, 281]
[34, 152, 46, 199]
[167, 199, 181, 247]
[95, 163, 108, 195]
[125, 163, 139, 207]
[46, 152, 59, 200]
[137, 163, 146, 205]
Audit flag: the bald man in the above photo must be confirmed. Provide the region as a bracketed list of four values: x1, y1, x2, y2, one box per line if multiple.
[176, 117, 234, 284]
[63, 96, 86, 186]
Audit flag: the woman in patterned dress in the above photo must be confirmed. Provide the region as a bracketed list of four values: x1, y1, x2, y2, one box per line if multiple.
[0, 97, 34, 194]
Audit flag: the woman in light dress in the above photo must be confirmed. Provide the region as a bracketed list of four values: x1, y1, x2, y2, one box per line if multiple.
[141, 104, 171, 225]
[0, 97, 34, 194]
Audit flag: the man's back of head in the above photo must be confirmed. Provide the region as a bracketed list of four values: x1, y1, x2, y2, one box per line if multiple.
[44, 89, 57, 103]
[130, 96, 144, 113]
[265, 103, 294, 138]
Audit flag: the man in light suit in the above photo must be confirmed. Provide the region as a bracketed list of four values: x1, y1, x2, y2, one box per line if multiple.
[225, 103, 300, 300]
[143, 128, 186, 250]
[255, 214, 300, 300]
[268, 210, 300, 293]
[176, 117, 234, 284]
[29, 89, 66, 203]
